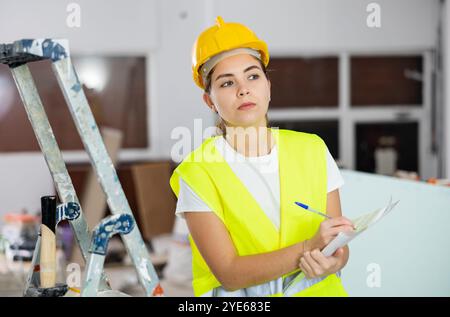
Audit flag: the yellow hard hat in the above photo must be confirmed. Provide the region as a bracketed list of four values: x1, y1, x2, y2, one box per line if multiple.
[192, 16, 269, 89]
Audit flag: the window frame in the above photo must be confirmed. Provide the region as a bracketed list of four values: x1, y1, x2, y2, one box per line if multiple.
[267, 51, 436, 178]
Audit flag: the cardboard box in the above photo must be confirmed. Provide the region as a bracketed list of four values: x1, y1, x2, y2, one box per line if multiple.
[131, 162, 176, 240]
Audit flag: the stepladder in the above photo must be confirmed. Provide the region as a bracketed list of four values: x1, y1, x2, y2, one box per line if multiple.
[0, 39, 164, 297]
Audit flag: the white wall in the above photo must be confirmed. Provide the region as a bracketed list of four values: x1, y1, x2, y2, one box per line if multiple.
[444, 0, 450, 178]
[213, 0, 439, 54]
[0, 0, 159, 53]
[340, 170, 450, 296]
[155, 0, 215, 159]
[0, 154, 54, 221]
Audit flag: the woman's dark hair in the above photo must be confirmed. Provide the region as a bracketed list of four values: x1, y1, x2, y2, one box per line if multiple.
[203, 56, 270, 136]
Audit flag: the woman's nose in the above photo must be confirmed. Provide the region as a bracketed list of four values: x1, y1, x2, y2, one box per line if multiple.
[237, 86, 250, 97]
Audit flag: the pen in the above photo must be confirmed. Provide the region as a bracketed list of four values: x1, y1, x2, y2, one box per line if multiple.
[295, 201, 332, 219]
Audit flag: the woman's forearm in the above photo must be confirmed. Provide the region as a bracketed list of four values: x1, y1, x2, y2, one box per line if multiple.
[222, 243, 350, 291]
[222, 240, 308, 291]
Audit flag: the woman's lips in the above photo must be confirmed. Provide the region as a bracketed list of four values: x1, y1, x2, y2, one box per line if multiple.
[238, 102, 256, 110]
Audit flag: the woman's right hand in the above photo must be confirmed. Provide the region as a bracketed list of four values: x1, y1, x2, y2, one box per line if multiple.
[307, 217, 355, 251]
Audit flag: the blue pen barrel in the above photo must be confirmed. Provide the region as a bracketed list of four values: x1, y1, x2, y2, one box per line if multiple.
[295, 201, 331, 219]
[295, 201, 309, 209]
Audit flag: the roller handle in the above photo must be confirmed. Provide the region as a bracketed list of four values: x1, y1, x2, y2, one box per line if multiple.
[40, 196, 57, 288]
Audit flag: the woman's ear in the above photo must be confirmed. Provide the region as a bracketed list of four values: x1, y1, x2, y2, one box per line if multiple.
[267, 79, 271, 101]
[203, 93, 217, 113]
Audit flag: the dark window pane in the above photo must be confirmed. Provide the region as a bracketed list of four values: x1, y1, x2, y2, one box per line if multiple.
[0, 56, 148, 152]
[269, 57, 339, 109]
[270, 120, 339, 159]
[356, 122, 418, 174]
[351, 56, 423, 106]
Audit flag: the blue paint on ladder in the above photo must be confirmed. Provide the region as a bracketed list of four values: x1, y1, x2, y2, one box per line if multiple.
[90, 214, 134, 255]
[21, 39, 68, 61]
[71, 83, 81, 93]
[42, 39, 68, 61]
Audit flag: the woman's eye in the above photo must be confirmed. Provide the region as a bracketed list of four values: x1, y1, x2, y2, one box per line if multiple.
[248, 74, 260, 80]
[220, 80, 233, 88]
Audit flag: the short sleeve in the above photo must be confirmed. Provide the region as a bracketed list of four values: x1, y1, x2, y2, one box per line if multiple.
[326, 147, 345, 193]
[175, 177, 213, 219]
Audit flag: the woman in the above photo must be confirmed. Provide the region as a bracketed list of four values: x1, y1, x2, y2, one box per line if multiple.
[169, 16, 354, 297]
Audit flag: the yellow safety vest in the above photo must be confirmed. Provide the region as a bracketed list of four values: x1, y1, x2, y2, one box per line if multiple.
[170, 129, 348, 297]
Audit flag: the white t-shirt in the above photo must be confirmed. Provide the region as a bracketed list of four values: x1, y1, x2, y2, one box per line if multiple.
[175, 136, 344, 230]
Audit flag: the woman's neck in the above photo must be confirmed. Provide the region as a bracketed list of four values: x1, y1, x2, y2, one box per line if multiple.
[225, 126, 275, 157]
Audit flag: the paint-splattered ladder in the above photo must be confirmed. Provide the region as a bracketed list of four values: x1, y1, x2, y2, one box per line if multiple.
[0, 39, 163, 297]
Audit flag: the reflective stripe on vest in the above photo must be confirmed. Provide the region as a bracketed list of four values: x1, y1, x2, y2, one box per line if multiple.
[170, 129, 347, 297]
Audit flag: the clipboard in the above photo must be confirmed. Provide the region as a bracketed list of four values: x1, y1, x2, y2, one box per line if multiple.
[283, 197, 399, 294]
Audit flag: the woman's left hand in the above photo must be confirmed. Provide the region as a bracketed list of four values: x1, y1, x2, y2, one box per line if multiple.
[299, 248, 345, 279]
